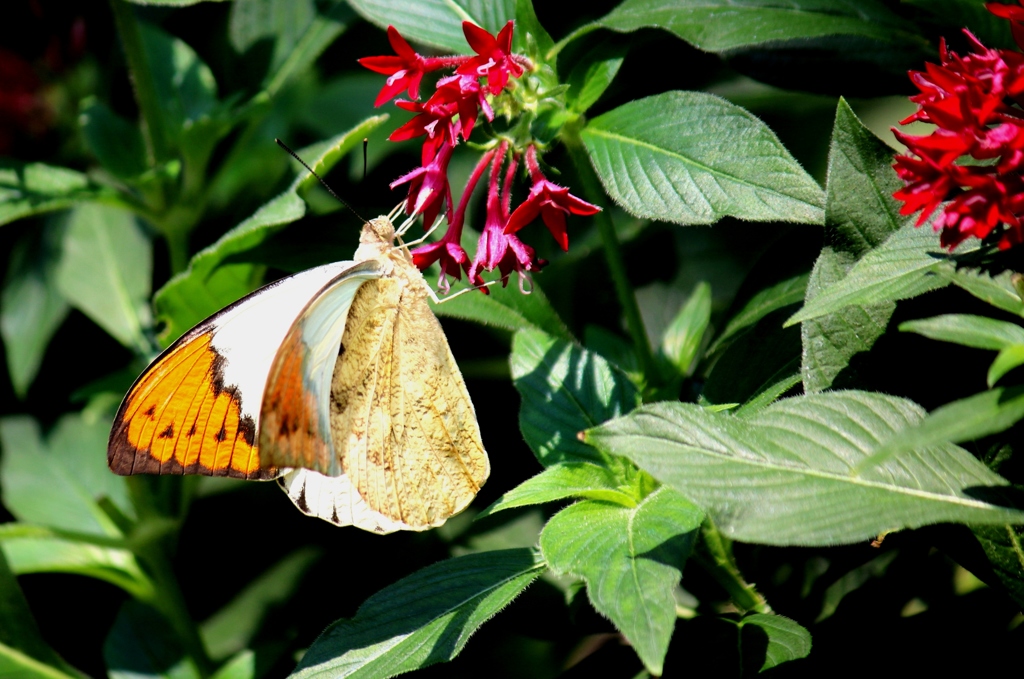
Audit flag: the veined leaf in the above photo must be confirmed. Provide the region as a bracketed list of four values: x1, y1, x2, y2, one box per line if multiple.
[588, 0, 916, 52]
[801, 101, 907, 391]
[972, 524, 1024, 609]
[511, 328, 640, 466]
[54, 204, 153, 354]
[787, 221, 951, 327]
[940, 267, 1024, 317]
[431, 277, 571, 341]
[582, 91, 824, 226]
[0, 161, 119, 227]
[346, 0, 514, 53]
[737, 614, 812, 673]
[478, 462, 637, 518]
[899, 314, 1024, 350]
[291, 549, 544, 678]
[540, 487, 703, 675]
[153, 118, 384, 343]
[584, 391, 1024, 546]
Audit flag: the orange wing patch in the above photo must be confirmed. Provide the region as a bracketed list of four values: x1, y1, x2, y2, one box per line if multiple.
[258, 327, 332, 473]
[108, 332, 274, 479]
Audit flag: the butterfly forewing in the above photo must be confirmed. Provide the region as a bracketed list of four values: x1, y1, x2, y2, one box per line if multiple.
[108, 261, 361, 479]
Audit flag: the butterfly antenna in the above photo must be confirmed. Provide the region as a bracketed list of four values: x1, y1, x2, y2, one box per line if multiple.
[275, 138, 365, 223]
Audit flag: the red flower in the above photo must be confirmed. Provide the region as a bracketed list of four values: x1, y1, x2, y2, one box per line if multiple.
[893, 27, 1024, 250]
[987, 1, 1024, 51]
[410, 149, 496, 290]
[358, 26, 430, 106]
[469, 144, 543, 287]
[505, 145, 601, 251]
[456, 21, 525, 95]
[391, 139, 455, 229]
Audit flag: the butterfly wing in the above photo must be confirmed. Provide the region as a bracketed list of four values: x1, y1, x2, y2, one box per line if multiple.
[328, 267, 490, 530]
[258, 259, 382, 475]
[107, 261, 364, 479]
[277, 468, 413, 534]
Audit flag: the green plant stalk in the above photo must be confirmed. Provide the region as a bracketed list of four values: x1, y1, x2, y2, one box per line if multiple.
[108, 0, 172, 168]
[126, 477, 214, 677]
[695, 520, 771, 615]
[562, 122, 657, 385]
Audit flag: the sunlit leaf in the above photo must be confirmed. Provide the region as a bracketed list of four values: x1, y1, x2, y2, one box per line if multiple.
[899, 314, 1024, 350]
[346, 0, 514, 53]
[1, 224, 68, 397]
[478, 462, 637, 518]
[54, 204, 153, 353]
[431, 278, 571, 340]
[582, 91, 824, 226]
[737, 614, 812, 673]
[801, 100, 906, 391]
[584, 391, 1024, 545]
[510, 328, 640, 466]
[291, 549, 544, 678]
[0, 161, 119, 227]
[540, 487, 703, 675]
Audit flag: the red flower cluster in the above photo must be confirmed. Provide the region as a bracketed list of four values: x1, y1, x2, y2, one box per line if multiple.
[893, 5, 1024, 250]
[360, 22, 600, 291]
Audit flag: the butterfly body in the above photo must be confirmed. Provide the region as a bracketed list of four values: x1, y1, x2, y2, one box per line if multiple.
[108, 218, 488, 533]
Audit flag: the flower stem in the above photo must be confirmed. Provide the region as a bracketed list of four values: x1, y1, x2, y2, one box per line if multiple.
[694, 519, 771, 615]
[562, 123, 657, 385]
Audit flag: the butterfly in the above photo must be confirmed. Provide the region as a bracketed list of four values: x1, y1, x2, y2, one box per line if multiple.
[107, 216, 489, 534]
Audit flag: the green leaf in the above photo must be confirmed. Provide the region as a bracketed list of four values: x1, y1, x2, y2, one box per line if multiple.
[990, 345, 1024, 386]
[234, 0, 355, 96]
[590, 0, 916, 52]
[0, 549, 76, 677]
[710, 273, 807, 355]
[581, 91, 824, 226]
[786, 222, 951, 327]
[510, 328, 640, 466]
[0, 643, 80, 679]
[733, 372, 802, 417]
[737, 614, 812, 673]
[1, 224, 68, 397]
[584, 391, 1024, 546]
[861, 387, 1024, 468]
[209, 651, 255, 679]
[702, 308, 801, 408]
[660, 281, 710, 376]
[291, 549, 544, 678]
[478, 463, 637, 518]
[79, 98, 147, 180]
[153, 118, 384, 342]
[54, 204, 152, 353]
[0, 524, 150, 600]
[801, 100, 907, 392]
[565, 43, 625, 115]
[0, 414, 134, 536]
[200, 548, 319, 661]
[345, 0, 515, 53]
[125, 0, 229, 5]
[940, 267, 1024, 317]
[140, 22, 219, 143]
[0, 161, 119, 227]
[540, 487, 703, 675]
[431, 277, 571, 341]
[971, 524, 1024, 609]
[513, 0, 554, 58]
[899, 314, 1024, 351]
[105, 602, 201, 679]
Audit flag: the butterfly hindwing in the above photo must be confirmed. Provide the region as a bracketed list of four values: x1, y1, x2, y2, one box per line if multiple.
[108, 261, 361, 479]
[329, 261, 489, 530]
[277, 468, 412, 534]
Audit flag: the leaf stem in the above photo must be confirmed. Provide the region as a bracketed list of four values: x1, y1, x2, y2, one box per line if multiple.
[562, 121, 657, 386]
[694, 520, 771, 615]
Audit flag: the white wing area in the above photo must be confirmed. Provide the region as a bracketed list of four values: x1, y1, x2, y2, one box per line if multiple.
[278, 468, 412, 534]
[208, 260, 367, 428]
